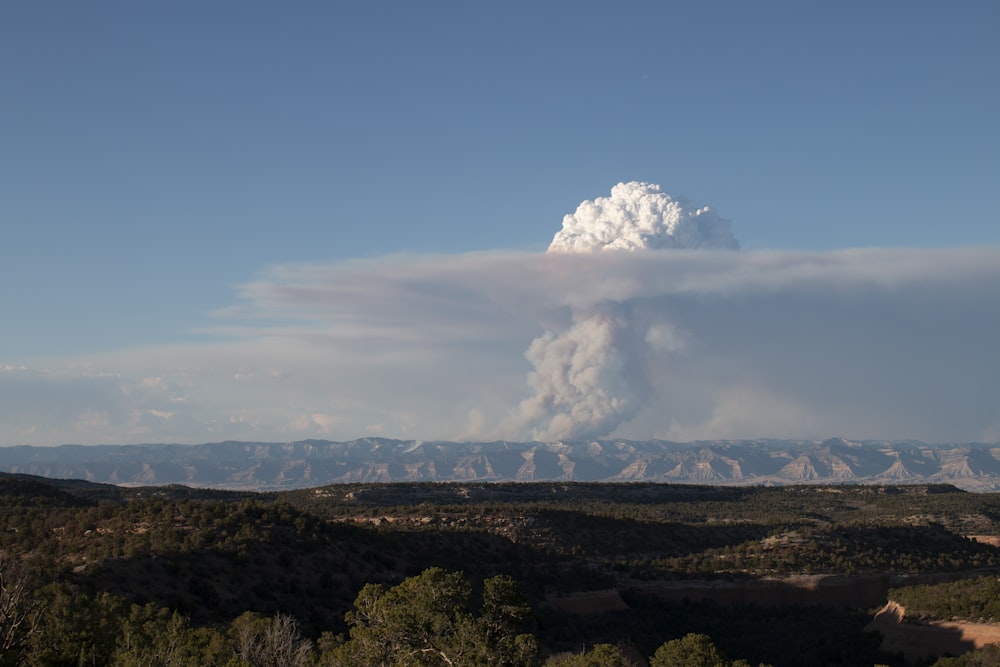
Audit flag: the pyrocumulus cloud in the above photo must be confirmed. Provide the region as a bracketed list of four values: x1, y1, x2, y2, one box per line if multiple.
[548, 181, 739, 253]
[515, 182, 740, 440]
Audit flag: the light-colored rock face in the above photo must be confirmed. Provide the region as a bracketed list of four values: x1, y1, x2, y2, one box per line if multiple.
[2, 439, 1000, 490]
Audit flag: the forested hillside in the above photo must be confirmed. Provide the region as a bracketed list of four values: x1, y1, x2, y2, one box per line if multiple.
[1, 475, 999, 665]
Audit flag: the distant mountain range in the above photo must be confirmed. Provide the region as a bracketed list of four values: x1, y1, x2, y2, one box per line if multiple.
[2, 438, 1000, 491]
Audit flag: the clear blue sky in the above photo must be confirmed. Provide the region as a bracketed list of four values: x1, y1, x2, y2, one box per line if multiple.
[2, 2, 998, 446]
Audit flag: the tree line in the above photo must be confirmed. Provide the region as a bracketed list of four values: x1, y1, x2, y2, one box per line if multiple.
[2, 562, 770, 666]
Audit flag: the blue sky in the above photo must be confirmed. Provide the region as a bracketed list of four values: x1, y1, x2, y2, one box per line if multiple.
[2, 2, 998, 446]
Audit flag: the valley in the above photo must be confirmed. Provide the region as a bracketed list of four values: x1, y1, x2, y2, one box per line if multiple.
[2, 475, 1000, 665]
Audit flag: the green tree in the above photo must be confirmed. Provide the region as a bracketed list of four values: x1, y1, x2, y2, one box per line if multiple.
[23, 586, 127, 666]
[649, 634, 734, 667]
[326, 567, 535, 666]
[931, 644, 1000, 666]
[545, 643, 639, 666]
[113, 603, 232, 667]
[476, 574, 536, 665]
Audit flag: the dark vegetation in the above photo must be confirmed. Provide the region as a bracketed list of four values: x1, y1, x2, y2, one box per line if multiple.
[889, 576, 1000, 623]
[1, 473, 1000, 665]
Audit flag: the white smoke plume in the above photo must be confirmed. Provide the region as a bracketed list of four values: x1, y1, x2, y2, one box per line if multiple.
[515, 304, 650, 441]
[518, 182, 739, 441]
[548, 181, 739, 253]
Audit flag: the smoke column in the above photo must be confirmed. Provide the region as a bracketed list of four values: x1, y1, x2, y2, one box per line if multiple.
[517, 182, 739, 441]
[516, 305, 648, 441]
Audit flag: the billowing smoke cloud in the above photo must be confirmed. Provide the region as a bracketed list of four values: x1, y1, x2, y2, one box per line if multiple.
[518, 182, 739, 440]
[548, 181, 739, 253]
[514, 304, 650, 441]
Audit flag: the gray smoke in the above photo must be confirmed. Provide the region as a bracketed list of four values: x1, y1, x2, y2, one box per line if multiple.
[515, 304, 650, 441]
[517, 182, 739, 441]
